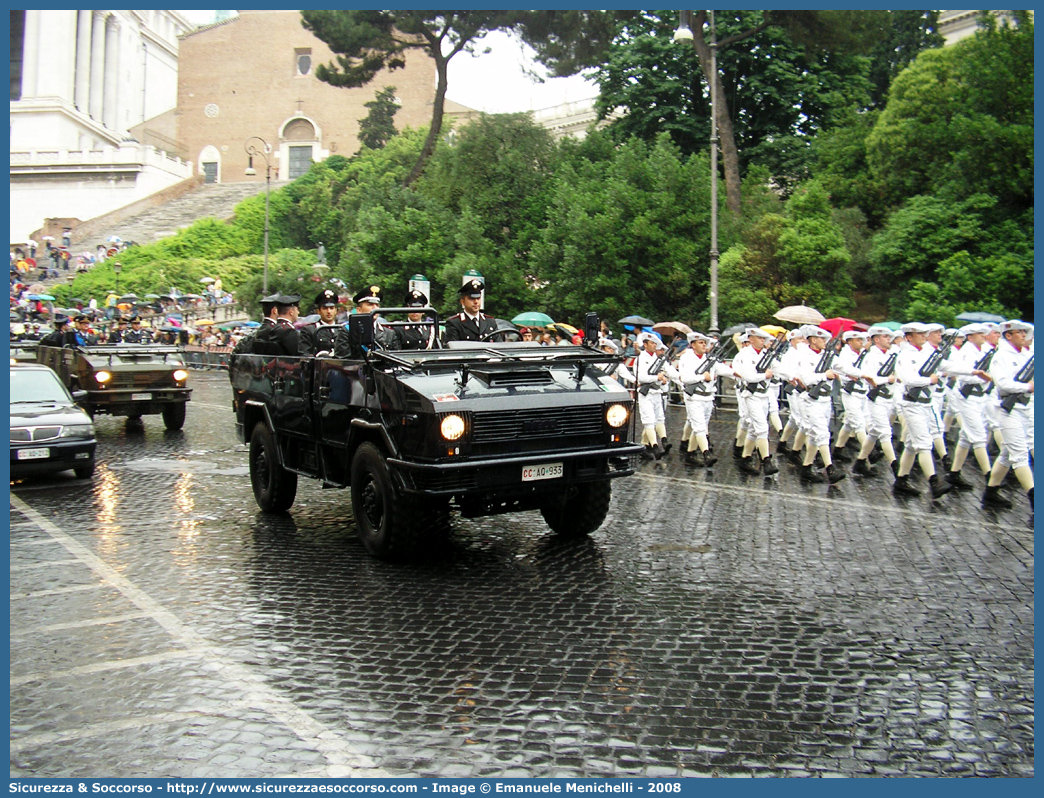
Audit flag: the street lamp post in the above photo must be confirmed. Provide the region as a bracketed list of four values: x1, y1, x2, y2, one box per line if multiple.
[113, 260, 122, 296]
[674, 10, 719, 334]
[244, 136, 272, 293]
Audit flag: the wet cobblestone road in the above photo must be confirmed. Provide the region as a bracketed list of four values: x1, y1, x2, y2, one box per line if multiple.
[10, 373, 1034, 778]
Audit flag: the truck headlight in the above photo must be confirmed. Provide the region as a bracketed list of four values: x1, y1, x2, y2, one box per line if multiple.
[95, 370, 112, 384]
[173, 369, 189, 382]
[606, 403, 629, 428]
[440, 414, 466, 441]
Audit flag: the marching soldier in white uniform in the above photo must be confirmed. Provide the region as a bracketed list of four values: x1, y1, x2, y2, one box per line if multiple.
[793, 326, 846, 483]
[851, 325, 900, 477]
[943, 323, 995, 489]
[676, 331, 731, 467]
[833, 330, 870, 464]
[773, 328, 807, 462]
[731, 327, 780, 475]
[982, 319, 1034, 514]
[635, 333, 676, 460]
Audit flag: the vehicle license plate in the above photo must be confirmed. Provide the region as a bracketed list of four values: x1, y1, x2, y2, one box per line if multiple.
[131, 393, 152, 401]
[522, 462, 563, 482]
[17, 448, 50, 460]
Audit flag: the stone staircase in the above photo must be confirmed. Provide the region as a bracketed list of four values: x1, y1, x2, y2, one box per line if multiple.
[73, 181, 285, 255]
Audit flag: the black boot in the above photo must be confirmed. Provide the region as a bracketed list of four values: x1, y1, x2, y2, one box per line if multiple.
[702, 449, 718, 467]
[801, 465, 825, 484]
[786, 447, 804, 465]
[740, 455, 762, 475]
[1029, 487, 1034, 511]
[641, 445, 656, 461]
[652, 442, 665, 460]
[890, 459, 900, 478]
[945, 470, 974, 491]
[929, 473, 951, 499]
[892, 474, 920, 496]
[661, 438, 672, 454]
[684, 449, 704, 467]
[825, 463, 846, 484]
[853, 458, 877, 477]
[982, 485, 1012, 509]
[832, 446, 853, 463]
[733, 444, 744, 459]
[761, 455, 779, 476]
[868, 444, 885, 464]
[680, 439, 689, 452]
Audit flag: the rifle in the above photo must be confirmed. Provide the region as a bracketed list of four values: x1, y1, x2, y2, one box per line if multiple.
[999, 354, 1034, 412]
[638, 349, 670, 395]
[842, 347, 869, 393]
[756, 333, 788, 373]
[694, 336, 734, 375]
[866, 352, 897, 402]
[918, 330, 959, 377]
[814, 335, 843, 374]
[959, 347, 997, 398]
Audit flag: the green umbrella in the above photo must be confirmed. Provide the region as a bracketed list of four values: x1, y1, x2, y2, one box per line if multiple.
[878, 321, 903, 331]
[511, 311, 554, 327]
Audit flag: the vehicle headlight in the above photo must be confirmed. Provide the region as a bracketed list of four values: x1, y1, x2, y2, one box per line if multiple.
[60, 424, 94, 439]
[440, 414, 466, 441]
[606, 403, 629, 428]
[95, 370, 112, 384]
[173, 369, 189, 382]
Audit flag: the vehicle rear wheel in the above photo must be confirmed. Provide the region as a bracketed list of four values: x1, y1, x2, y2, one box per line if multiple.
[541, 480, 612, 538]
[74, 460, 95, 480]
[350, 442, 421, 560]
[162, 402, 187, 430]
[249, 422, 297, 512]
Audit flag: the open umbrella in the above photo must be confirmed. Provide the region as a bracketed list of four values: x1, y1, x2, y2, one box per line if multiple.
[195, 319, 216, 326]
[106, 235, 123, 244]
[956, 311, 1006, 324]
[27, 294, 55, 301]
[144, 293, 160, 300]
[619, 315, 655, 328]
[200, 277, 215, 284]
[722, 323, 752, 336]
[652, 321, 692, 337]
[511, 311, 554, 327]
[774, 305, 824, 325]
[240, 320, 260, 328]
[819, 317, 858, 337]
[294, 314, 320, 328]
[26, 283, 46, 294]
[118, 294, 139, 303]
[877, 321, 903, 331]
[758, 324, 789, 338]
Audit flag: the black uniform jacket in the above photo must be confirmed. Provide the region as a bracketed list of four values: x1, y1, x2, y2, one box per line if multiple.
[443, 312, 497, 343]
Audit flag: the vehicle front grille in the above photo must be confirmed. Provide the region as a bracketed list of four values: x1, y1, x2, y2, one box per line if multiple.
[11, 426, 61, 442]
[471, 405, 603, 443]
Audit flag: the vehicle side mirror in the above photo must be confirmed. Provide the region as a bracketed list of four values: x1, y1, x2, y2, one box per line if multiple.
[72, 389, 88, 402]
[349, 313, 375, 349]
[584, 313, 600, 348]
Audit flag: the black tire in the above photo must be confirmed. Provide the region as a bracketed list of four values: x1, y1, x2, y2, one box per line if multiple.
[74, 460, 95, 480]
[162, 402, 187, 430]
[350, 442, 422, 560]
[249, 422, 297, 513]
[541, 480, 612, 538]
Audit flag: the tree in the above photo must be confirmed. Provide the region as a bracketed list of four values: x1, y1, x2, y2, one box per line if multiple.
[526, 10, 888, 215]
[302, 10, 541, 187]
[357, 86, 400, 152]
[864, 10, 943, 108]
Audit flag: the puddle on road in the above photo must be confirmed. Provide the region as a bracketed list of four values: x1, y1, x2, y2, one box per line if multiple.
[121, 458, 249, 476]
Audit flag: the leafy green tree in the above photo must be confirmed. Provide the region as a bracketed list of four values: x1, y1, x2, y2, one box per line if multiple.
[865, 10, 943, 108]
[715, 180, 854, 327]
[866, 15, 1033, 213]
[529, 133, 713, 324]
[357, 86, 400, 152]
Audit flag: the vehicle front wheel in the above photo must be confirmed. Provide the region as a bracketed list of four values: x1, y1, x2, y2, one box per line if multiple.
[74, 460, 95, 480]
[350, 442, 421, 560]
[162, 402, 187, 430]
[541, 480, 612, 538]
[249, 422, 297, 512]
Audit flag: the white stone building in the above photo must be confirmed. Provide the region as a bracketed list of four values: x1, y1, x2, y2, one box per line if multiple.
[9, 10, 195, 245]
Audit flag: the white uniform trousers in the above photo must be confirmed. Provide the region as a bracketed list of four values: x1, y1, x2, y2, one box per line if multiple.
[995, 403, 1033, 469]
[683, 393, 715, 437]
[900, 398, 935, 452]
[839, 387, 868, 434]
[638, 387, 666, 427]
[803, 394, 833, 448]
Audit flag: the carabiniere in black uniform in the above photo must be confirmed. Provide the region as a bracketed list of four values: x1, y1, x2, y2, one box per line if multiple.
[443, 279, 497, 343]
[298, 288, 342, 355]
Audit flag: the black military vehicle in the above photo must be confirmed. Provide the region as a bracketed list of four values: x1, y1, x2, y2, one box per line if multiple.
[229, 310, 642, 559]
[36, 343, 192, 429]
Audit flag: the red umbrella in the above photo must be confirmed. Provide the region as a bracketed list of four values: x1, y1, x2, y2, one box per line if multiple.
[819, 317, 858, 337]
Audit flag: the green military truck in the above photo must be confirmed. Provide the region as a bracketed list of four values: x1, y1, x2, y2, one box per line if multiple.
[229, 310, 642, 559]
[37, 344, 192, 430]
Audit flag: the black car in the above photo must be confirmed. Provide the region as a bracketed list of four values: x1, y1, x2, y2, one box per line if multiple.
[10, 363, 97, 479]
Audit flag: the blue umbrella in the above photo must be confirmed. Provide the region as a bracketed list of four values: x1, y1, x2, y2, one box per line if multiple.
[240, 320, 260, 328]
[27, 294, 55, 301]
[956, 311, 1006, 323]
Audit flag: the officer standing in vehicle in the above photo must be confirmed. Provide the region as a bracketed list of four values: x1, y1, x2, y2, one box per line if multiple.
[39, 314, 78, 347]
[122, 316, 152, 344]
[232, 293, 279, 355]
[444, 279, 496, 343]
[394, 289, 437, 351]
[252, 293, 301, 356]
[298, 289, 341, 356]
